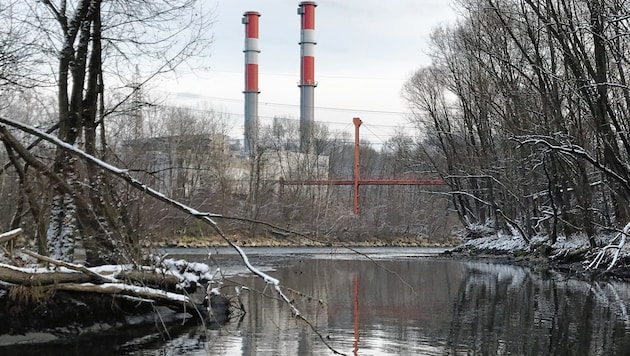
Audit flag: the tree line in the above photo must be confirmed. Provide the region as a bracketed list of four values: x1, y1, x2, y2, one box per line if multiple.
[403, 0, 630, 246]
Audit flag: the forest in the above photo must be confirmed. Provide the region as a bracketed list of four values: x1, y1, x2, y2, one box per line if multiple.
[403, 0, 630, 260]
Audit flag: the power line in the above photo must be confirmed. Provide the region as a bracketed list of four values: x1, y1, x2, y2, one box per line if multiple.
[170, 94, 413, 117]
[149, 102, 416, 133]
[205, 69, 407, 82]
[146, 102, 417, 145]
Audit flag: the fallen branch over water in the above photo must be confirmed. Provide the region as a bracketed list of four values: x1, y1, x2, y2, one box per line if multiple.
[0, 118, 345, 355]
[0, 247, 232, 337]
[49, 282, 194, 309]
[21, 249, 117, 283]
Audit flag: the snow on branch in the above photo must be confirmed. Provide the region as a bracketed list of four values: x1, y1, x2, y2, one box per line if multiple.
[587, 222, 630, 271]
[0, 228, 22, 244]
[21, 248, 119, 284]
[514, 136, 630, 190]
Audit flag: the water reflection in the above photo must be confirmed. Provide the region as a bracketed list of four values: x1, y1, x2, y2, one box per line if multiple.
[214, 258, 630, 355]
[3, 252, 630, 355]
[212, 258, 458, 356]
[448, 262, 630, 356]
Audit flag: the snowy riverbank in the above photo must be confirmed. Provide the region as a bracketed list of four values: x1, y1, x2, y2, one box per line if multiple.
[447, 226, 630, 280]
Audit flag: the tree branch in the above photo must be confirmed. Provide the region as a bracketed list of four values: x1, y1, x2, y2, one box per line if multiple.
[0, 116, 346, 355]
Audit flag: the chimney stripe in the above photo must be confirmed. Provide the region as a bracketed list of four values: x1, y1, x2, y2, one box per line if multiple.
[246, 63, 258, 91]
[300, 1, 317, 29]
[302, 56, 315, 84]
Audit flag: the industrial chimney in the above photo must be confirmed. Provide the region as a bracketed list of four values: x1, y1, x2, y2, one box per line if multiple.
[298, 1, 317, 153]
[242, 11, 260, 156]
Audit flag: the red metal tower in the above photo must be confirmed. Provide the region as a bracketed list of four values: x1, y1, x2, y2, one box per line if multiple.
[282, 118, 447, 214]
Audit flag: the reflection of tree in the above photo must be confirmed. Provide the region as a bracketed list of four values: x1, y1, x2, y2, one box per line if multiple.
[449, 262, 630, 355]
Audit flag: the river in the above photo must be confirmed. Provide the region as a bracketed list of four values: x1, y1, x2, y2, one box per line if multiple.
[3, 247, 630, 355]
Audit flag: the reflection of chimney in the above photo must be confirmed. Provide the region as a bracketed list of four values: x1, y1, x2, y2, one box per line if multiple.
[242, 11, 260, 156]
[298, 1, 317, 152]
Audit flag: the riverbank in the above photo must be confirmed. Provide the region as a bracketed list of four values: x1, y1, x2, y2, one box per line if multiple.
[445, 231, 630, 280]
[153, 232, 630, 279]
[152, 233, 459, 249]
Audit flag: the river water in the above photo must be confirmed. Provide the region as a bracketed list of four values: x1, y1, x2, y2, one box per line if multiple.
[4, 247, 630, 355]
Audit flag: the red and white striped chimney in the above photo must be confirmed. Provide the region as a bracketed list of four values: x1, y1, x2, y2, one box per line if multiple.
[298, 1, 317, 152]
[242, 11, 260, 155]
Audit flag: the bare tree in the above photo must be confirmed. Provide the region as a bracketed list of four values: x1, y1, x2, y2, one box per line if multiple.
[404, 0, 630, 250]
[118, 104, 237, 239]
[0, 1, 45, 90]
[0, 0, 213, 263]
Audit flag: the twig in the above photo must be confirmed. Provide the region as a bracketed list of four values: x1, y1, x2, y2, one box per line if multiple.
[337, 245, 418, 296]
[296, 313, 347, 355]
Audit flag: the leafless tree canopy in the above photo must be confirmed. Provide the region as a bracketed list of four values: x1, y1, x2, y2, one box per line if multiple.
[0, 0, 214, 264]
[404, 0, 630, 245]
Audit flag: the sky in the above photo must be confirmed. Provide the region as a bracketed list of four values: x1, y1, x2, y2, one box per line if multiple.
[157, 1, 459, 146]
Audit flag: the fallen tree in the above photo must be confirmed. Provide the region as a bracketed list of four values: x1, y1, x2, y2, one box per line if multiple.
[0, 240, 232, 333]
[0, 245, 243, 347]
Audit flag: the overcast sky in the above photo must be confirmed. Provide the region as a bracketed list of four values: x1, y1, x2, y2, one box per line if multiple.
[158, 1, 458, 145]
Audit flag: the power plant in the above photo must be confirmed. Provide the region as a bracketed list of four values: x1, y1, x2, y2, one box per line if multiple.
[243, 1, 317, 154]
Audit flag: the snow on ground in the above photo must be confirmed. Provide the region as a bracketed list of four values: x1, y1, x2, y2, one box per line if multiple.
[458, 232, 528, 255]
[551, 234, 590, 252]
[454, 224, 630, 272]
